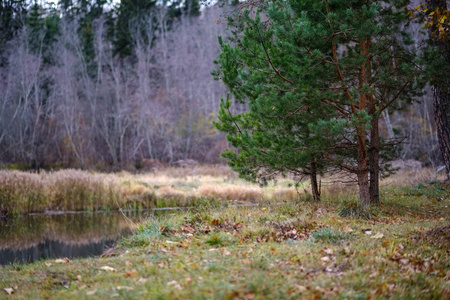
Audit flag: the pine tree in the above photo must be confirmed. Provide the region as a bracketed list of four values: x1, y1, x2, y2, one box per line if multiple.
[425, 0, 450, 180]
[114, 0, 157, 57]
[0, 0, 27, 52]
[214, 0, 423, 205]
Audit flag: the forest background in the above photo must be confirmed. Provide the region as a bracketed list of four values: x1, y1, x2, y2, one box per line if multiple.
[0, 0, 445, 172]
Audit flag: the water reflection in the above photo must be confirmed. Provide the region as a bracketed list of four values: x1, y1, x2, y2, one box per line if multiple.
[0, 211, 158, 265]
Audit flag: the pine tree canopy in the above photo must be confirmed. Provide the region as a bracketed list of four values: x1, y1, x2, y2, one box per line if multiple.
[214, 0, 425, 204]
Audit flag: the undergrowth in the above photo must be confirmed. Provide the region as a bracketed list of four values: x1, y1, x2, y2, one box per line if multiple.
[1, 182, 449, 299]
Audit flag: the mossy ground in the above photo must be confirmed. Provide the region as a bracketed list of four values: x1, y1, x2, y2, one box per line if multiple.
[1, 182, 449, 299]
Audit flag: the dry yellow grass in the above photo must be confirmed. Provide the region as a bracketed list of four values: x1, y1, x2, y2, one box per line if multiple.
[197, 184, 263, 201]
[155, 186, 187, 201]
[0, 165, 444, 214]
[271, 187, 298, 202]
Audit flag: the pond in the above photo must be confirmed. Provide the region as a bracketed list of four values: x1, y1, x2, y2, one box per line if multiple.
[0, 210, 166, 265]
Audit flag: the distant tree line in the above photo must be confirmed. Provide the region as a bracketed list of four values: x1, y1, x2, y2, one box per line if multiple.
[0, 0, 445, 172]
[0, 0, 236, 170]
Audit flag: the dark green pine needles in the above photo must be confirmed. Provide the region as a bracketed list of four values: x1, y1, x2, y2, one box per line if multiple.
[213, 0, 424, 205]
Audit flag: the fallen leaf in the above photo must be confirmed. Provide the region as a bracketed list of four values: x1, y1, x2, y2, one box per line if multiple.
[362, 229, 372, 235]
[117, 286, 134, 291]
[79, 284, 87, 290]
[55, 258, 70, 263]
[45, 262, 52, 267]
[243, 292, 256, 300]
[167, 280, 182, 290]
[320, 256, 331, 262]
[223, 250, 231, 256]
[3, 288, 14, 295]
[125, 260, 132, 266]
[203, 225, 212, 233]
[157, 261, 164, 268]
[86, 289, 97, 295]
[343, 227, 354, 233]
[296, 285, 307, 292]
[324, 248, 334, 255]
[180, 240, 191, 248]
[137, 277, 148, 284]
[371, 233, 384, 239]
[100, 266, 116, 272]
[77, 275, 82, 281]
[124, 269, 139, 277]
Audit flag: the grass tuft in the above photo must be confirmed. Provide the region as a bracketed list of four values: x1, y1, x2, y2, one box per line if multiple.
[338, 197, 372, 219]
[310, 227, 349, 243]
[205, 232, 225, 246]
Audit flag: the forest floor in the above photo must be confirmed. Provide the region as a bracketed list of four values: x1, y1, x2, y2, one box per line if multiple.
[1, 180, 449, 299]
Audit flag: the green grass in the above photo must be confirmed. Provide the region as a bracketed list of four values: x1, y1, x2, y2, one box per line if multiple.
[1, 182, 449, 299]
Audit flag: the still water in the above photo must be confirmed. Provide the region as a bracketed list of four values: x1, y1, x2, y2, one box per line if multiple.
[0, 210, 163, 265]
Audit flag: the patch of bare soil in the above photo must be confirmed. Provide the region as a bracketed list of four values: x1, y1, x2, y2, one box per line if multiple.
[414, 225, 450, 249]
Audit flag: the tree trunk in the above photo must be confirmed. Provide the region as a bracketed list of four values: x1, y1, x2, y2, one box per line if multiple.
[433, 86, 450, 180]
[369, 115, 380, 204]
[427, 0, 450, 180]
[310, 160, 321, 201]
[357, 170, 370, 206]
[357, 134, 370, 205]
